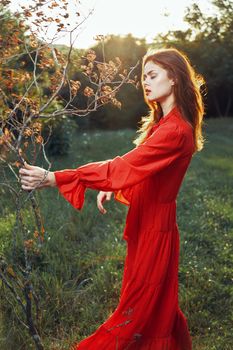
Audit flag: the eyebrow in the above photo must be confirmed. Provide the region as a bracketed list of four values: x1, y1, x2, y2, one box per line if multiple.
[143, 70, 158, 78]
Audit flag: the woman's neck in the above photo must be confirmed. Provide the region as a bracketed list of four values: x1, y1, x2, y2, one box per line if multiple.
[161, 102, 176, 118]
[160, 95, 176, 117]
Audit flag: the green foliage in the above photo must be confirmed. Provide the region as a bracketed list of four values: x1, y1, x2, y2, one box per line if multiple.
[87, 84, 147, 130]
[0, 212, 15, 255]
[42, 117, 79, 156]
[89, 34, 148, 129]
[58, 34, 149, 131]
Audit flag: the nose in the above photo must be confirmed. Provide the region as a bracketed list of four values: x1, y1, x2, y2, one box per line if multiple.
[143, 76, 151, 87]
[143, 81, 151, 91]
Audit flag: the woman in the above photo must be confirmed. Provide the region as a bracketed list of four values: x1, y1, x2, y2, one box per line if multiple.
[19, 47, 205, 349]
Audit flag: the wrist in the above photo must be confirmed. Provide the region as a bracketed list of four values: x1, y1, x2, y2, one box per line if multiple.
[47, 171, 56, 187]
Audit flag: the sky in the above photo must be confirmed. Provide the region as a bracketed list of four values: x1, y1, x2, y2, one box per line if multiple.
[9, 0, 213, 49]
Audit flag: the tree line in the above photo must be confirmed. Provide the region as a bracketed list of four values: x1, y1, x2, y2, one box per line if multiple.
[1, 0, 232, 135]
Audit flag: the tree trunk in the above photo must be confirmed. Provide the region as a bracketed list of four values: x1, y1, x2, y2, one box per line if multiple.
[24, 282, 44, 350]
[224, 91, 232, 117]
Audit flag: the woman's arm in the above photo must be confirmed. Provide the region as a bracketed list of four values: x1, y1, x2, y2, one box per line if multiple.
[19, 164, 112, 214]
[19, 123, 188, 210]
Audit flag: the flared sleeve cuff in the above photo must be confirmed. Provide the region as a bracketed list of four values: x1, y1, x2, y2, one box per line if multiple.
[114, 188, 132, 206]
[54, 170, 86, 210]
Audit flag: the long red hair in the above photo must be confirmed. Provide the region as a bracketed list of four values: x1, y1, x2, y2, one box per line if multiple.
[133, 47, 206, 153]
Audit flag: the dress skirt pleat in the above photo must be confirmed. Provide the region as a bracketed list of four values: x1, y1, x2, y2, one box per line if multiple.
[73, 224, 192, 350]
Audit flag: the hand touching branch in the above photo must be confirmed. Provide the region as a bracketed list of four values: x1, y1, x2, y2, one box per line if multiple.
[19, 162, 56, 190]
[19, 163, 113, 213]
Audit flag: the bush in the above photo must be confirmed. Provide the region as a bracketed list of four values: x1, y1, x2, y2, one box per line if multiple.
[42, 116, 78, 156]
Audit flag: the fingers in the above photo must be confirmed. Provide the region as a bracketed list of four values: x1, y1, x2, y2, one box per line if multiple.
[18, 162, 48, 191]
[96, 191, 113, 215]
[20, 176, 33, 184]
[20, 176, 41, 190]
[97, 192, 107, 214]
[23, 161, 33, 169]
[19, 168, 31, 176]
[21, 185, 33, 191]
[19, 162, 37, 176]
[19, 168, 41, 191]
[20, 175, 35, 191]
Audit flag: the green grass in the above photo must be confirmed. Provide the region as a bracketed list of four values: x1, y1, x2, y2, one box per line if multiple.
[0, 117, 233, 349]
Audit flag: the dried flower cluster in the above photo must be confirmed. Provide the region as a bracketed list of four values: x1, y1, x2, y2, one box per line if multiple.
[79, 49, 138, 109]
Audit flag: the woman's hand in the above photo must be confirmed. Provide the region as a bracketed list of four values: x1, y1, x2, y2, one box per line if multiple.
[19, 162, 56, 191]
[97, 191, 112, 214]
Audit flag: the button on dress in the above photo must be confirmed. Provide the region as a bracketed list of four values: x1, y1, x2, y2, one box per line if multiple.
[54, 106, 194, 349]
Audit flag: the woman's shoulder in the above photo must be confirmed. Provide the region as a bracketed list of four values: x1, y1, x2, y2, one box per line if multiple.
[171, 116, 195, 153]
[163, 112, 193, 137]
[146, 108, 194, 153]
[155, 117, 194, 149]
[146, 111, 193, 142]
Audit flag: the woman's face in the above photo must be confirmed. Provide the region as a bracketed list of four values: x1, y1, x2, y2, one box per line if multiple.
[142, 61, 175, 102]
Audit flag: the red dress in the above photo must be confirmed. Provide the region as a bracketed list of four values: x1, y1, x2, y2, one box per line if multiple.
[54, 106, 194, 350]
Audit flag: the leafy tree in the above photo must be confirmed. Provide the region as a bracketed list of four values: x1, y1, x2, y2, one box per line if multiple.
[77, 34, 148, 130]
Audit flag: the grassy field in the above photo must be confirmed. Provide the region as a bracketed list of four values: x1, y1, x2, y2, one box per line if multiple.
[0, 117, 233, 349]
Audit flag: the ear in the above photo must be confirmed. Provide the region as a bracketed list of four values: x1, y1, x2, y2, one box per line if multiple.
[170, 75, 177, 86]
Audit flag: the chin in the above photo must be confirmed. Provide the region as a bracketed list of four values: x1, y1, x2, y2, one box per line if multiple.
[147, 96, 157, 102]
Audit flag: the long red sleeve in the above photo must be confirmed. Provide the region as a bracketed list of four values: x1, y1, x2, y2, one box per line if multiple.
[54, 123, 187, 210]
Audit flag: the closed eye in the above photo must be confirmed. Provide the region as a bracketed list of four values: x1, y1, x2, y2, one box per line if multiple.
[143, 70, 158, 80]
